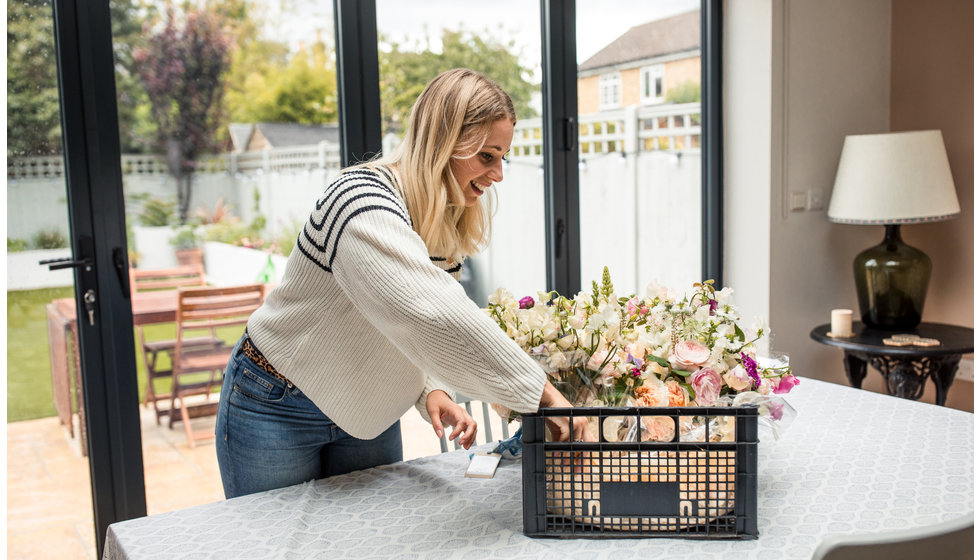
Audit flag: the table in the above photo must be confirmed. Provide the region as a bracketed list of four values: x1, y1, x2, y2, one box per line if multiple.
[47, 291, 181, 454]
[103, 379, 974, 559]
[810, 322, 974, 406]
[47, 288, 270, 454]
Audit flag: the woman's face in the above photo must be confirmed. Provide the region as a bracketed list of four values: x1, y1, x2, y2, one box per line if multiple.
[450, 118, 514, 207]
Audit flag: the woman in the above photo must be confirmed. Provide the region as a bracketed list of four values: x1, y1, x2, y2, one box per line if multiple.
[215, 68, 589, 498]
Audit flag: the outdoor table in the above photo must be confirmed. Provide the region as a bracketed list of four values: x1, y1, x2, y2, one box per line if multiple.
[46, 291, 182, 453]
[46, 286, 274, 454]
[103, 378, 973, 559]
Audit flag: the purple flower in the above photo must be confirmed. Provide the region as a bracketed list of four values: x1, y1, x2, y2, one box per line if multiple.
[741, 352, 761, 387]
[519, 296, 535, 309]
[708, 299, 718, 315]
[626, 352, 643, 368]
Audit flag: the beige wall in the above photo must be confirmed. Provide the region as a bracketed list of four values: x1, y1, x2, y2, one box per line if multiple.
[666, 57, 701, 94]
[890, 0, 974, 333]
[726, 0, 973, 413]
[621, 67, 642, 107]
[577, 56, 701, 113]
[888, 0, 974, 411]
[578, 75, 599, 114]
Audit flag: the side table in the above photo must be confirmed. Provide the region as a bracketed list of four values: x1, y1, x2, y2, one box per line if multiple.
[810, 322, 973, 406]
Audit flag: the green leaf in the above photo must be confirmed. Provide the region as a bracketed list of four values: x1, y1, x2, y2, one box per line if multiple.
[672, 369, 692, 377]
[647, 355, 670, 368]
[680, 382, 696, 400]
[734, 323, 745, 342]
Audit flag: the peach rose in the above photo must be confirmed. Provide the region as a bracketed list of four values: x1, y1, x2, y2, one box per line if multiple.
[723, 364, 752, 392]
[665, 379, 689, 406]
[670, 340, 710, 371]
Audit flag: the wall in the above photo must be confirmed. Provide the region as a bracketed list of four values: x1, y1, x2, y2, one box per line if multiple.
[725, 0, 973, 412]
[578, 75, 600, 113]
[665, 57, 701, 94]
[889, 1, 973, 332]
[722, 0, 772, 353]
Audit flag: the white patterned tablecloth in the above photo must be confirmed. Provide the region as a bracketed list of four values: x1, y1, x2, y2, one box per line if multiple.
[104, 378, 973, 559]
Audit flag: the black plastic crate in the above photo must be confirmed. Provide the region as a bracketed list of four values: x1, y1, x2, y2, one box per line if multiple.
[521, 406, 758, 539]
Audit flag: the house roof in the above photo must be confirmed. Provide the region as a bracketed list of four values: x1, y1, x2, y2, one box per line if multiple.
[253, 122, 339, 147]
[227, 123, 254, 152]
[578, 10, 700, 73]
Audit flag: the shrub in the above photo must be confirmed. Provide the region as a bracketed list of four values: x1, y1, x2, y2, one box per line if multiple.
[137, 196, 177, 226]
[7, 238, 30, 252]
[32, 228, 68, 249]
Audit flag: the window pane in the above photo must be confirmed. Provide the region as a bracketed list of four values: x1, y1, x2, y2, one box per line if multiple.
[376, 0, 546, 304]
[576, 1, 702, 296]
[376, 0, 544, 458]
[7, 0, 91, 555]
[111, 0, 339, 515]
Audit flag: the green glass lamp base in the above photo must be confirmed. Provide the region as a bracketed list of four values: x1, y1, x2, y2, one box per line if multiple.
[853, 225, 931, 331]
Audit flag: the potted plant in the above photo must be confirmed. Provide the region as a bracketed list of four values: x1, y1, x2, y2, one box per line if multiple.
[171, 224, 204, 272]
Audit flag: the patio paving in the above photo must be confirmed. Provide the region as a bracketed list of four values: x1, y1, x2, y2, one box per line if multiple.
[7, 398, 510, 559]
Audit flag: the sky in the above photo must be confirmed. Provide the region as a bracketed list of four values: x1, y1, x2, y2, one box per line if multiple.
[274, 0, 700, 65]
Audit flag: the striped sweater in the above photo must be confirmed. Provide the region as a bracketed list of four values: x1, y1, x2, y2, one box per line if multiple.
[246, 166, 546, 439]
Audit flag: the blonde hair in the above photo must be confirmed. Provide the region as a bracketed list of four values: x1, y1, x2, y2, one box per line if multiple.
[361, 68, 516, 261]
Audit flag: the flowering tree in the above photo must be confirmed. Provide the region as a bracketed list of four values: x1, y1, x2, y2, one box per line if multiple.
[134, 6, 231, 223]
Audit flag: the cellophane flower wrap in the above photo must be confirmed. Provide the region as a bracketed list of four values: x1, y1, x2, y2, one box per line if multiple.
[486, 268, 797, 442]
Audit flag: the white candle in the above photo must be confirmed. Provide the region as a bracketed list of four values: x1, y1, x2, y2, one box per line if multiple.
[831, 309, 853, 336]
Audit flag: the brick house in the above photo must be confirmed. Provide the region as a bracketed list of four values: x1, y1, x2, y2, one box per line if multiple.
[578, 10, 700, 113]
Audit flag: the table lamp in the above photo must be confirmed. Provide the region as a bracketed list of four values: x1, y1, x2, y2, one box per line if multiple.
[827, 130, 959, 331]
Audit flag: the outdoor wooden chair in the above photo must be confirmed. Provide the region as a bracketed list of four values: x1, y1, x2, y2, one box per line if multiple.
[169, 284, 264, 447]
[130, 266, 222, 425]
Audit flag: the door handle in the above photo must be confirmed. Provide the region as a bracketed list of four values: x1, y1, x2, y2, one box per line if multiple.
[40, 257, 93, 271]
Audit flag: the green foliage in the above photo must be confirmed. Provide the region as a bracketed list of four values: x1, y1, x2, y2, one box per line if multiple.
[7, 238, 30, 252]
[170, 224, 202, 249]
[6, 0, 152, 157]
[234, 43, 338, 124]
[134, 5, 232, 223]
[6, 0, 62, 157]
[31, 228, 68, 249]
[136, 196, 177, 227]
[666, 81, 701, 104]
[378, 26, 538, 134]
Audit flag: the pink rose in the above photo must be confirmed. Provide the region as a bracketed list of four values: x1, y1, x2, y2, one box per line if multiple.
[773, 374, 800, 394]
[671, 340, 710, 371]
[691, 367, 723, 406]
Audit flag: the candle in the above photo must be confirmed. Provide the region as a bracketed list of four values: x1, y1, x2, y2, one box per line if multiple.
[831, 309, 853, 337]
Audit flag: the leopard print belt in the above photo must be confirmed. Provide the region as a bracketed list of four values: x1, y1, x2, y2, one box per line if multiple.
[241, 336, 293, 386]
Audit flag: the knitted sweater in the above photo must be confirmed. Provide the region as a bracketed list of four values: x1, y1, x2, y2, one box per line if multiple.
[246, 166, 546, 439]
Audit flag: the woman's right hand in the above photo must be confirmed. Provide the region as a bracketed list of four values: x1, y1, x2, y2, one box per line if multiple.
[539, 382, 597, 443]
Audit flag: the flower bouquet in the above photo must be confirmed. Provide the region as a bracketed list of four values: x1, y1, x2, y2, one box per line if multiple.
[489, 268, 796, 535]
[487, 267, 798, 441]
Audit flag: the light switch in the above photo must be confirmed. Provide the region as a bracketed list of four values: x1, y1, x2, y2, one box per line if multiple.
[790, 191, 807, 212]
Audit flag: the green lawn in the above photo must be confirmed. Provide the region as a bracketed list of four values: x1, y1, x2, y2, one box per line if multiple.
[7, 287, 240, 423]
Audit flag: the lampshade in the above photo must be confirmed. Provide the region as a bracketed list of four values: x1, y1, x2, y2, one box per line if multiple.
[828, 130, 959, 224]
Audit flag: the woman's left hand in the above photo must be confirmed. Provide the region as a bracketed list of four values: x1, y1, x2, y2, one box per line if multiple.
[425, 390, 478, 449]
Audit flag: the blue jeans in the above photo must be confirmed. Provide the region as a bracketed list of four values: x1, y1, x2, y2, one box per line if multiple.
[215, 335, 403, 498]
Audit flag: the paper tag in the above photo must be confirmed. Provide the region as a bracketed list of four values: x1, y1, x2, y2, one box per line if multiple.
[465, 453, 501, 479]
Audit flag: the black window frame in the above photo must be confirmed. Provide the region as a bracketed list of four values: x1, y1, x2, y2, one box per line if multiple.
[53, 1, 723, 554]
